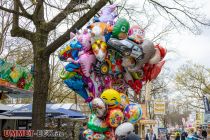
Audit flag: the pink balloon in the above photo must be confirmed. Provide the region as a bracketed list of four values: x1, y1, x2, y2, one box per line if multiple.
[79, 52, 96, 77]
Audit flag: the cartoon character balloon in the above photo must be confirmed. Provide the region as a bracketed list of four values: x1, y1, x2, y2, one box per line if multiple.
[124, 103, 142, 123]
[91, 98, 107, 118]
[92, 40, 108, 62]
[112, 18, 130, 40]
[128, 25, 145, 44]
[98, 4, 117, 25]
[88, 22, 112, 44]
[100, 89, 121, 108]
[88, 114, 109, 132]
[106, 108, 124, 128]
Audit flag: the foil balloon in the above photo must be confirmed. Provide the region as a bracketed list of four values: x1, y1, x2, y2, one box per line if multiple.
[91, 98, 107, 118]
[128, 40, 156, 72]
[67, 52, 96, 77]
[106, 108, 124, 128]
[76, 30, 92, 52]
[128, 25, 145, 44]
[100, 89, 121, 108]
[88, 114, 109, 132]
[92, 40, 108, 62]
[98, 4, 117, 25]
[59, 68, 77, 80]
[143, 60, 165, 82]
[64, 76, 92, 102]
[88, 22, 112, 44]
[93, 133, 106, 140]
[83, 129, 94, 140]
[120, 93, 130, 109]
[115, 122, 134, 138]
[124, 103, 142, 124]
[148, 44, 167, 64]
[112, 18, 130, 40]
[104, 131, 114, 140]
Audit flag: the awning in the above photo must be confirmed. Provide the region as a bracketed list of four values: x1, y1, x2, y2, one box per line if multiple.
[1, 104, 62, 117]
[0, 104, 15, 111]
[139, 119, 157, 124]
[0, 115, 31, 120]
[54, 108, 86, 118]
[0, 104, 86, 119]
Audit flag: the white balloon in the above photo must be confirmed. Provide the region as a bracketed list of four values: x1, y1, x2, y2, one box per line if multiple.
[115, 122, 134, 137]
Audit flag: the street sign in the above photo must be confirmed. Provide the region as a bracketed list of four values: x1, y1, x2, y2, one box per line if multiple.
[154, 100, 166, 115]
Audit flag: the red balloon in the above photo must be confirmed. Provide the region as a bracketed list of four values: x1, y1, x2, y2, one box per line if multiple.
[143, 60, 165, 81]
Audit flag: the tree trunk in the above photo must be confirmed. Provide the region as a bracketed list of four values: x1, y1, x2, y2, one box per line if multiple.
[32, 33, 50, 140]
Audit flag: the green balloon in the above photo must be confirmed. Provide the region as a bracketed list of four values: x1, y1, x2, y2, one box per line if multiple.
[112, 18, 130, 39]
[87, 114, 109, 133]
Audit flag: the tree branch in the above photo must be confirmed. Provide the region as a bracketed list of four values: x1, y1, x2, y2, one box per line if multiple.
[44, 0, 109, 55]
[0, 5, 32, 19]
[46, 0, 89, 31]
[16, 0, 32, 18]
[10, 0, 34, 41]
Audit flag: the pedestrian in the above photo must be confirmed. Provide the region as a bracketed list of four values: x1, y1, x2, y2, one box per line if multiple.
[79, 122, 87, 140]
[181, 129, 188, 140]
[187, 128, 197, 140]
[175, 131, 181, 140]
[145, 128, 157, 140]
[120, 132, 141, 140]
[202, 129, 207, 140]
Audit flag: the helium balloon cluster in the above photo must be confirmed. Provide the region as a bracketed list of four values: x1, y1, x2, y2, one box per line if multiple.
[58, 4, 166, 100]
[58, 4, 166, 139]
[0, 59, 34, 90]
[83, 89, 142, 140]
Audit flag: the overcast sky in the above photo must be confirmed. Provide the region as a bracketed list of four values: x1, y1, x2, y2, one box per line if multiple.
[115, 0, 210, 71]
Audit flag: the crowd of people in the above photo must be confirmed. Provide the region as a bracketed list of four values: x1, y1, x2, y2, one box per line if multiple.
[174, 127, 207, 140]
[79, 123, 207, 140]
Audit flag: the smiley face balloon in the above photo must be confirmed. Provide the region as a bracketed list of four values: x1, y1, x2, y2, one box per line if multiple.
[100, 89, 121, 108]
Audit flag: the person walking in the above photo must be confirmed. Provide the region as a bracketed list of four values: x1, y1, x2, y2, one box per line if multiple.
[145, 128, 157, 140]
[181, 129, 188, 140]
[79, 122, 87, 140]
[201, 129, 207, 140]
[175, 131, 181, 140]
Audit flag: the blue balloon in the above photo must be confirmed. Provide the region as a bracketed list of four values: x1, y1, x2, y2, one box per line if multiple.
[64, 76, 89, 101]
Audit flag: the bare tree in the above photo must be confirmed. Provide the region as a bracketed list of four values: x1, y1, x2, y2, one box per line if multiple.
[0, 0, 209, 139]
[0, 1, 109, 139]
[175, 62, 210, 109]
[0, 1, 12, 54]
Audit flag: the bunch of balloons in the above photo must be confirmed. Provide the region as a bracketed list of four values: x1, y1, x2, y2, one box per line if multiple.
[58, 4, 167, 102]
[0, 59, 34, 90]
[58, 4, 167, 139]
[83, 89, 142, 140]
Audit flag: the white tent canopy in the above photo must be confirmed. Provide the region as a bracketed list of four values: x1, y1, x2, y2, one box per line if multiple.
[0, 104, 15, 111]
[7, 103, 82, 111]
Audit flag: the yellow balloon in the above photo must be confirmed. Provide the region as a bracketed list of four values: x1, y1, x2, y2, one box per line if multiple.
[100, 89, 121, 108]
